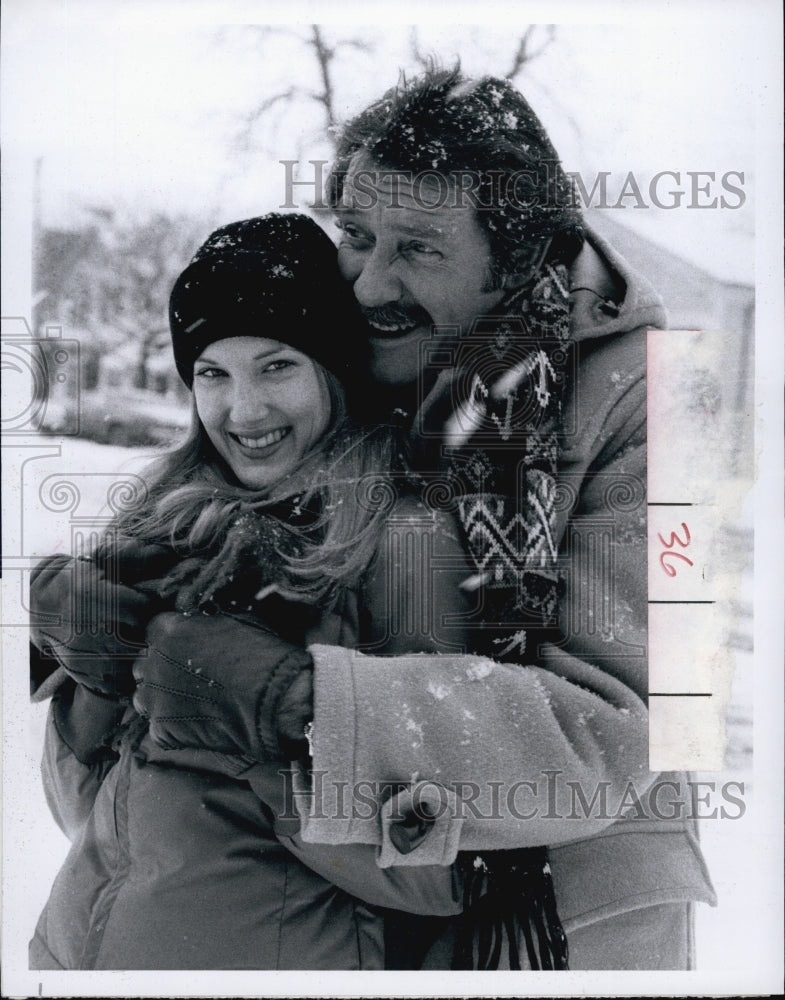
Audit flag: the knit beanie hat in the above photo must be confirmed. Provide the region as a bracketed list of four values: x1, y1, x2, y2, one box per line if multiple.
[169, 213, 366, 389]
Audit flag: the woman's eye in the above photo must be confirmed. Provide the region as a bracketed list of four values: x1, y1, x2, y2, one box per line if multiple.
[262, 358, 296, 373]
[194, 366, 225, 379]
[335, 220, 370, 246]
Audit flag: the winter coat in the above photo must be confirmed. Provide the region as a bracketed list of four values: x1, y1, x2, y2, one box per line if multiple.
[28, 536, 464, 971]
[291, 226, 718, 967]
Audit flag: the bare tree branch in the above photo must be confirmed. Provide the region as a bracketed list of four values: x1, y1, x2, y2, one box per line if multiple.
[216, 24, 376, 157]
[310, 25, 336, 131]
[506, 25, 556, 79]
[243, 86, 301, 124]
[335, 38, 373, 54]
[215, 24, 300, 47]
[235, 86, 306, 153]
[506, 25, 535, 79]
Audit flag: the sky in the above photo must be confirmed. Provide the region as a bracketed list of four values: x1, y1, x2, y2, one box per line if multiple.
[2, 1, 769, 286]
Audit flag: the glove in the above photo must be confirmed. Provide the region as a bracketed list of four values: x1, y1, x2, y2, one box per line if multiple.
[133, 611, 313, 762]
[51, 679, 127, 765]
[30, 539, 176, 699]
[275, 667, 314, 759]
[92, 536, 179, 586]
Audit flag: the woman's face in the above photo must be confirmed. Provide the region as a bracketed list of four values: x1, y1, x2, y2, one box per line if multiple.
[193, 336, 331, 491]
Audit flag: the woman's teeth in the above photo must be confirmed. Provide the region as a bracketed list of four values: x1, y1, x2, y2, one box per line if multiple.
[234, 427, 290, 449]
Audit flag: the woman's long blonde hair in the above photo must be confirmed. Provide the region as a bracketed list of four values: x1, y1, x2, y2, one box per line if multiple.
[109, 368, 406, 607]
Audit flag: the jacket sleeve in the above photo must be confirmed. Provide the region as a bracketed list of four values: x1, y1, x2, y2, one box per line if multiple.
[40, 677, 124, 840]
[30, 549, 157, 838]
[243, 760, 462, 915]
[300, 365, 652, 863]
[29, 550, 169, 699]
[276, 822, 463, 915]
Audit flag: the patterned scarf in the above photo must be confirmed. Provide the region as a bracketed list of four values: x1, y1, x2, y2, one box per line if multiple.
[408, 258, 573, 970]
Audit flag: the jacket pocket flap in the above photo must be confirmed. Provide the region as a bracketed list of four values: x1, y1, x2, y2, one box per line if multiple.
[549, 824, 717, 931]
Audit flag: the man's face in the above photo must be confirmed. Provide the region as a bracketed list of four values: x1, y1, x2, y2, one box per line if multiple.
[334, 153, 505, 385]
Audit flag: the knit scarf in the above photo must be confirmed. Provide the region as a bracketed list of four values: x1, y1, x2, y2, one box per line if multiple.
[408, 258, 573, 970]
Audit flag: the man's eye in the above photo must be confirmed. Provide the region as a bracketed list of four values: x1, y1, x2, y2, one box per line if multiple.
[404, 241, 442, 259]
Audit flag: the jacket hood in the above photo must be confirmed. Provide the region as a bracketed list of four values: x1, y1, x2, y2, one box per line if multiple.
[568, 224, 668, 342]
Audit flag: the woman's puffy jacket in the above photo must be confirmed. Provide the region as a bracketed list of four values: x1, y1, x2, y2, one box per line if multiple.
[28, 542, 462, 970]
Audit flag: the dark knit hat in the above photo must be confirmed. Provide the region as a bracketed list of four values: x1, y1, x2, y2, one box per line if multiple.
[169, 213, 365, 388]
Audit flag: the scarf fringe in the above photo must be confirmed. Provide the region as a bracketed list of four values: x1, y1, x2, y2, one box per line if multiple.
[452, 848, 569, 971]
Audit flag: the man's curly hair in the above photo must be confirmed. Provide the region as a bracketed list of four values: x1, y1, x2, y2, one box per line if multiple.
[328, 63, 584, 288]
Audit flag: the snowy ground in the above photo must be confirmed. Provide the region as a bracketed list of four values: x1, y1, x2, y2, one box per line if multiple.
[9, 436, 757, 971]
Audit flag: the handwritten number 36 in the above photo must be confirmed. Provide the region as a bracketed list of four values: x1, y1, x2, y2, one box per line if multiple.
[657, 523, 693, 577]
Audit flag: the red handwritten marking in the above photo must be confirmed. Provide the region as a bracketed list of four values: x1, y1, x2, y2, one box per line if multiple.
[658, 522, 693, 577]
[659, 550, 694, 577]
[657, 523, 691, 550]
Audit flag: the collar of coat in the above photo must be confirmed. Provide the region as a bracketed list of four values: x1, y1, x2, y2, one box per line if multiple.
[569, 224, 667, 341]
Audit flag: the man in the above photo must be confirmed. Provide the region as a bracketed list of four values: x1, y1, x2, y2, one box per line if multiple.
[280, 65, 716, 970]
[134, 66, 717, 969]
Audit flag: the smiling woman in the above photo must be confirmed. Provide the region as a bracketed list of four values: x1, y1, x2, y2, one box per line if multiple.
[27, 211, 471, 970]
[192, 338, 332, 491]
[114, 212, 385, 605]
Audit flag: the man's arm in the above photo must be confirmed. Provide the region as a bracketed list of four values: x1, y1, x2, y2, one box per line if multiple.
[244, 762, 463, 915]
[296, 365, 651, 861]
[277, 827, 464, 914]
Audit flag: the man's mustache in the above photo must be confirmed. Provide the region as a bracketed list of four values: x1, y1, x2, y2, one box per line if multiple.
[359, 304, 433, 331]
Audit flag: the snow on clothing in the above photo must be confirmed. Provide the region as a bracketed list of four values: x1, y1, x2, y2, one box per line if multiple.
[293, 226, 718, 968]
[28, 534, 464, 971]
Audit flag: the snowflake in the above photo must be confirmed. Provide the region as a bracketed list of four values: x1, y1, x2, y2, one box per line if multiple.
[492, 629, 527, 657]
[427, 680, 451, 700]
[465, 660, 494, 681]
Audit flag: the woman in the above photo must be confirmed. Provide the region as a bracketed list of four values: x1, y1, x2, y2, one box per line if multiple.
[28, 213, 469, 970]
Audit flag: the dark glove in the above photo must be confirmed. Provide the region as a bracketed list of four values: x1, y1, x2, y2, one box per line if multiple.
[132, 611, 313, 762]
[51, 678, 127, 765]
[91, 536, 180, 587]
[275, 667, 314, 759]
[30, 540, 175, 699]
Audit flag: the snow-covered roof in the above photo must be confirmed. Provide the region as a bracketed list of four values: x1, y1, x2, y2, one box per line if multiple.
[586, 208, 754, 288]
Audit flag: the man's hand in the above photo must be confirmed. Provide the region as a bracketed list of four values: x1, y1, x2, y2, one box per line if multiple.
[30, 541, 174, 698]
[133, 611, 313, 761]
